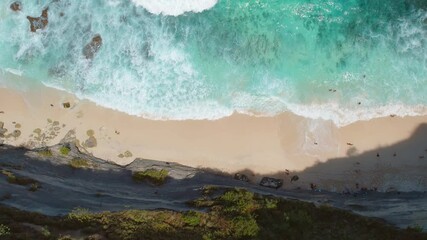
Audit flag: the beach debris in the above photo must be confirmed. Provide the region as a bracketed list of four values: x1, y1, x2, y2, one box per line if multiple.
[314, 142, 318, 145]
[420, 156, 425, 159]
[328, 89, 337, 92]
[0, 121, 4, 129]
[50, 104, 54, 107]
[0, 111, 4, 114]
[84, 136, 97, 148]
[376, 153, 380, 157]
[290, 175, 299, 182]
[285, 169, 290, 175]
[390, 114, 396, 118]
[62, 102, 71, 108]
[27, 8, 49, 32]
[83, 35, 103, 59]
[234, 173, 249, 182]
[10, 1, 22, 11]
[259, 177, 283, 189]
[115, 130, 120, 135]
[346, 142, 353, 146]
[393, 152, 397, 157]
[358, 102, 361, 105]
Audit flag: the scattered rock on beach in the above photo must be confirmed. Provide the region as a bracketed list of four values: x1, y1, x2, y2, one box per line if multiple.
[10, 1, 22, 11]
[84, 136, 97, 148]
[83, 35, 103, 59]
[12, 130, 21, 138]
[62, 102, 71, 108]
[27, 8, 48, 32]
[260, 177, 283, 189]
[290, 175, 299, 182]
[124, 151, 133, 158]
[87, 129, 95, 136]
[33, 128, 42, 134]
[234, 173, 249, 182]
[0, 126, 7, 137]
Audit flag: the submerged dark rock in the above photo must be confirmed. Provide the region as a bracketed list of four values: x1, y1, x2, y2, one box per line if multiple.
[259, 177, 283, 189]
[10, 1, 22, 12]
[27, 8, 48, 32]
[83, 35, 103, 59]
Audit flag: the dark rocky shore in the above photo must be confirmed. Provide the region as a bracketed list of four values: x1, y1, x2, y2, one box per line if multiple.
[0, 132, 426, 237]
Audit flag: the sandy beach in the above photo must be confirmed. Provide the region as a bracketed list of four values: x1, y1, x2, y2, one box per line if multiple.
[1, 78, 426, 192]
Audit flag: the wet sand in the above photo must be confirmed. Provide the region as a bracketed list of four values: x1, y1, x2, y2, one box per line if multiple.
[1, 80, 426, 191]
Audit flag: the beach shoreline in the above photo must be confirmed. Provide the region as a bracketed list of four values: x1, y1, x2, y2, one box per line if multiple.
[1, 82, 426, 192]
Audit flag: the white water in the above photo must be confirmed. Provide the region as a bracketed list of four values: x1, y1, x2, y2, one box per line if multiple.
[131, 0, 218, 16]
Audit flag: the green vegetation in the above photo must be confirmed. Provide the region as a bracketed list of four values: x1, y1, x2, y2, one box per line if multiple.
[29, 183, 41, 192]
[0, 224, 10, 237]
[37, 149, 53, 157]
[59, 146, 71, 156]
[132, 169, 168, 185]
[1, 170, 38, 187]
[0, 188, 426, 240]
[69, 158, 90, 169]
[408, 224, 424, 233]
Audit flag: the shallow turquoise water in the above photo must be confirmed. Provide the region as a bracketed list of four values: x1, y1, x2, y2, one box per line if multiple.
[0, 0, 426, 125]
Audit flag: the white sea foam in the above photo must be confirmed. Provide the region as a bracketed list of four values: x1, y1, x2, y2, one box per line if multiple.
[131, 0, 218, 16]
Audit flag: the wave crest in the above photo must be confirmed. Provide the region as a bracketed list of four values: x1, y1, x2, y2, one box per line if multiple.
[131, 0, 218, 16]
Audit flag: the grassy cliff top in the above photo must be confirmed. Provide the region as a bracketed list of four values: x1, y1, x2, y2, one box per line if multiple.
[0, 188, 425, 240]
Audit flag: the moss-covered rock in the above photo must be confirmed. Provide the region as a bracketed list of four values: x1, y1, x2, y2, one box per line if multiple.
[132, 169, 169, 185]
[69, 158, 90, 169]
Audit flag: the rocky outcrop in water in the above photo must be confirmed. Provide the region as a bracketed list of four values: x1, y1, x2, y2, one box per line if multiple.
[10, 1, 22, 12]
[27, 8, 48, 32]
[83, 35, 103, 59]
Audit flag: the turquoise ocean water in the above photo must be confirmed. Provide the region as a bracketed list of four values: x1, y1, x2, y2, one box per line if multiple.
[0, 0, 426, 125]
